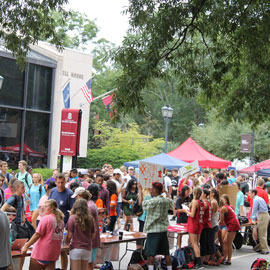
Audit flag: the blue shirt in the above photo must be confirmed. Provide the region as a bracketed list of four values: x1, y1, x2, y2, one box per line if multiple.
[6, 195, 24, 224]
[235, 191, 244, 215]
[49, 187, 75, 224]
[29, 184, 46, 211]
[251, 195, 269, 221]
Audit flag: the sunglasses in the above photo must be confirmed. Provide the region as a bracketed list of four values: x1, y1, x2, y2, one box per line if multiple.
[6, 212, 16, 216]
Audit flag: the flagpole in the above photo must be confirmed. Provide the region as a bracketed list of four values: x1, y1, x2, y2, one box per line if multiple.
[61, 78, 70, 90]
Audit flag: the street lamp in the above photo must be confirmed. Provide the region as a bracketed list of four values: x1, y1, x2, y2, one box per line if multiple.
[162, 106, 173, 153]
[0, 76, 3, 89]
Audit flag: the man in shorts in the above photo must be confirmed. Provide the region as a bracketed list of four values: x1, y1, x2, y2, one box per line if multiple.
[143, 182, 173, 270]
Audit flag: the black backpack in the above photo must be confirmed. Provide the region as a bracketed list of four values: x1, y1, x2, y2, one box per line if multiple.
[233, 232, 243, 249]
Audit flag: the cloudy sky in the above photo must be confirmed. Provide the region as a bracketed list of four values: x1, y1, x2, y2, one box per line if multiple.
[67, 0, 130, 45]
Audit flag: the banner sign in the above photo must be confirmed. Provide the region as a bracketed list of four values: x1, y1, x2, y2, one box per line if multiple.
[180, 160, 200, 179]
[59, 109, 82, 156]
[240, 134, 252, 153]
[139, 161, 163, 188]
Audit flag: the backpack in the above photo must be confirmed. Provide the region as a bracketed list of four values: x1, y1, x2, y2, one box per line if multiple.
[100, 261, 114, 270]
[128, 249, 147, 266]
[15, 172, 30, 190]
[0, 188, 4, 207]
[182, 246, 195, 265]
[132, 197, 143, 216]
[160, 255, 179, 270]
[233, 231, 243, 249]
[250, 258, 267, 270]
[173, 249, 186, 268]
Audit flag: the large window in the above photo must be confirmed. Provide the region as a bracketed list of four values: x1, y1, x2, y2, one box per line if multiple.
[23, 112, 49, 167]
[27, 64, 52, 111]
[0, 55, 53, 169]
[0, 108, 22, 168]
[0, 57, 24, 107]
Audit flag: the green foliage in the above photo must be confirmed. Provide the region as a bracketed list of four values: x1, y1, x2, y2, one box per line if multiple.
[32, 168, 53, 181]
[41, 9, 98, 50]
[79, 120, 164, 168]
[0, 0, 68, 68]
[190, 110, 270, 162]
[114, 0, 270, 125]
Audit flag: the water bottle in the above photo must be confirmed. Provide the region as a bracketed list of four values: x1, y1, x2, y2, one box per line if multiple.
[62, 230, 67, 246]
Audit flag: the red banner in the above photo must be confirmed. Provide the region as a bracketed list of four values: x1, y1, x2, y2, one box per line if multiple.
[59, 109, 82, 156]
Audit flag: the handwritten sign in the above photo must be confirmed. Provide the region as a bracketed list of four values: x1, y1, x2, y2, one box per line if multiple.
[139, 161, 163, 188]
[180, 160, 200, 179]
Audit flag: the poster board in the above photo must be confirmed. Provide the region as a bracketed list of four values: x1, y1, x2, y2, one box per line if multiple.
[219, 185, 238, 209]
[180, 160, 200, 179]
[139, 161, 163, 188]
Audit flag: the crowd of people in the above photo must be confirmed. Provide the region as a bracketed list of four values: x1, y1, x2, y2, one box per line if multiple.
[0, 160, 270, 270]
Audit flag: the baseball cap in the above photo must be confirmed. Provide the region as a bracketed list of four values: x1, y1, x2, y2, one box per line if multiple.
[71, 187, 85, 198]
[128, 166, 134, 170]
[113, 169, 122, 174]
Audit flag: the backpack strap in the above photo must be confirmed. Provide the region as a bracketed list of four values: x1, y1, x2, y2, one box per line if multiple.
[24, 173, 31, 190]
[39, 184, 42, 198]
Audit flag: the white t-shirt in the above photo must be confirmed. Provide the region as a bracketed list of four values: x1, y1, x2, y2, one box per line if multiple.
[112, 179, 122, 202]
[163, 176, 172, 192]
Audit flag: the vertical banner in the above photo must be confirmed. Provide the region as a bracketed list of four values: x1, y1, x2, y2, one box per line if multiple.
[139, 161, 163, 188]
[59, 109, 82, 156]
[240, 134, 252, 153]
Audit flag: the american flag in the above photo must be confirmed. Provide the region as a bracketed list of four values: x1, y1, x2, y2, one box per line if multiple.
[80, 79, 93, 104]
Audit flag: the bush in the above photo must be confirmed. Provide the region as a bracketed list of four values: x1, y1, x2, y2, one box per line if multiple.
[78, 147, 140, 168]
[32, 168, 53, 181]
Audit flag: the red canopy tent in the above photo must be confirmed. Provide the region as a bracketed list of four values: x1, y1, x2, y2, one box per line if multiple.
[0, 143, 45, 158]
[168, 137, 231, 169]
[239, 159, 270, 174]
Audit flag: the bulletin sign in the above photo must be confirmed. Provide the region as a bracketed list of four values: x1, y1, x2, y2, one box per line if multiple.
[139, 161, 163, 188]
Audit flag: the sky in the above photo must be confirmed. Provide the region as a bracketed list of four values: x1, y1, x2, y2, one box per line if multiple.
[66, 0, 130, 45]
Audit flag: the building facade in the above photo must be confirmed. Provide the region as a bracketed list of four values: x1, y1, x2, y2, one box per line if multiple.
[0, 42, 92, 169]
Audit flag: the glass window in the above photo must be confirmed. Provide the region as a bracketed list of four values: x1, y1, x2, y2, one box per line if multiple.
[0, 108, 22, 169]
[0, 57, 24, 107]
[27, 63, 52, 111]
[24, 111, 50, 168]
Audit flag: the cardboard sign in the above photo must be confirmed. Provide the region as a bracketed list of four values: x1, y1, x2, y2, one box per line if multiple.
[219, 185, 238, 209]
[139, 161, 163, 188]
[59, 109, 82, 156]
[180, 160, 200, 179]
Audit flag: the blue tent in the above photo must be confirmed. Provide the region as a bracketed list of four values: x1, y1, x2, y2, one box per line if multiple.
[257, 169, 270, 177]
[124, 153, 188, 169]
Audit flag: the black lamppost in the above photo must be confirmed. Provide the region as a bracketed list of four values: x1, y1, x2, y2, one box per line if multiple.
[162, 106, 173, 153]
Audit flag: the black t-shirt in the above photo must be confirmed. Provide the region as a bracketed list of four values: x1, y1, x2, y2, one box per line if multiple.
[175, 196, 189, 224]
[170, 176, 180, 196]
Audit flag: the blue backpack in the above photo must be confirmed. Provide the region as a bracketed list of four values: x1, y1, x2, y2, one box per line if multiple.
[100, 261, 114, 270]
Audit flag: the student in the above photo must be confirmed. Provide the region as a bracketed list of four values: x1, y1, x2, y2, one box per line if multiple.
[29, 173, 46, 229]
[66, 199, 95, 270]
[106, 180, 118, 232]
[185, 187, 205, 268]
[219, 194, 240, 265]
[175, 186, 190, 248]
[21, 199, 65, 270]
[16, 160, 32, 194]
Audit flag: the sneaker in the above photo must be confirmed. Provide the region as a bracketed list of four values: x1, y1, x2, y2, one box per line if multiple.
[170, 216, 176, 221]
[216, 257, 224, 266]
[207, 260, 216, 266]
[260, 251, 269, 255]
[222, 260, 231, 265]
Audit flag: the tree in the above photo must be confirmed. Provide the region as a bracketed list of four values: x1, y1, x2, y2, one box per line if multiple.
[78, 120, 164, 168]
[0, 0, 68, 68]
[190, 110, 270, 162]
[114, 0, 270, 124]
[41, 9, 99, 51]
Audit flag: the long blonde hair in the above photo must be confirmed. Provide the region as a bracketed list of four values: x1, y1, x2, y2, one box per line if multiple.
[71, 198, 94, 232]
[33, 173, 43, 185]
[46, 199, 64, 223]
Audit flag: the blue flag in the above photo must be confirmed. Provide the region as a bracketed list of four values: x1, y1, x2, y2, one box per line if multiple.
[62, 82, 70, 108]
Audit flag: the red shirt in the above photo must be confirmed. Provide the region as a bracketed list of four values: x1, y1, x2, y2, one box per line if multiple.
[187, 199, 205, 235]
[247, 186, 269, 213]
[223, 205, 240, 232]
[203, 200, 212, 229]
